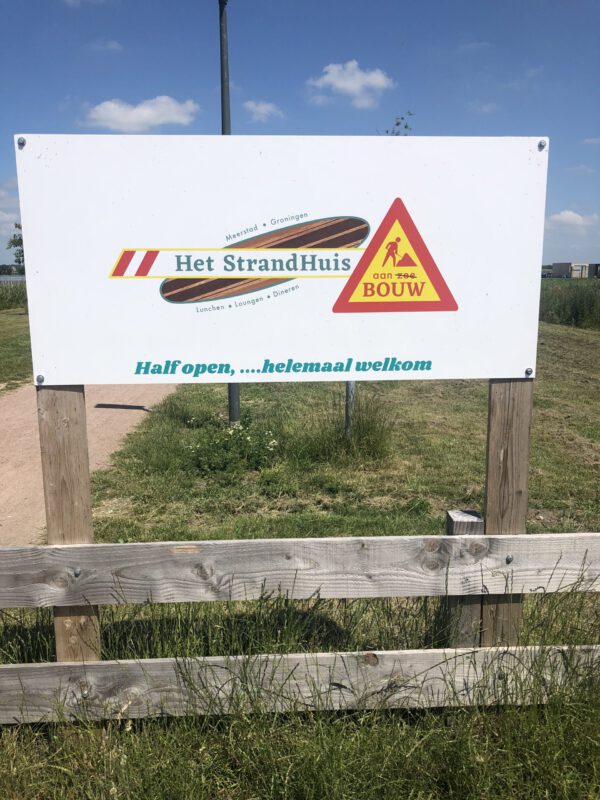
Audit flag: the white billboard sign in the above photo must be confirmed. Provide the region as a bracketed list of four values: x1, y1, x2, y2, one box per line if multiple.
[15, 135, 548, 385]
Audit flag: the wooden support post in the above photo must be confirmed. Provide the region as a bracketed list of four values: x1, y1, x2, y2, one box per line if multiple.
[480, 378, 534, 647]
[37, 386, 100, 661]
[446, 510, 484, 647]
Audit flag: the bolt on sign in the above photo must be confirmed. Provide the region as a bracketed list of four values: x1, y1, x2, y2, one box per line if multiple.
[15, 136, 548, 385]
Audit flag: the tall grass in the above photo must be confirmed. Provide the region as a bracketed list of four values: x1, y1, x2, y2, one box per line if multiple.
[539, 279, 600, 329]
[0, 586, 598, 799]
[0, 280, 27, 310]
[274, 384, 393, 465]
[1, 694, 599, 800]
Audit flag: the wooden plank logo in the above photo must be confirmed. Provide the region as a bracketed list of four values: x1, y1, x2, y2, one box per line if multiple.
[109, 217, 370, 304]
[161, 217, 368, 304]
[333, 198, 458, 313]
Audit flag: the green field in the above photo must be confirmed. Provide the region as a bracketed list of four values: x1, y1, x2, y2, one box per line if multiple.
[0, 306, 599, 799]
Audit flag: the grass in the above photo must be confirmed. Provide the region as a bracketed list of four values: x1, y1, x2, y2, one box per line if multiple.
[0, 311, 599, 797]
[1, 688, 599, 800]
[540, 278, 600, 329]
[1, 587, 599, 799]
[0, 280, 27, 311]
[0, 307, 32, 393]
[92, 322, 600, 544]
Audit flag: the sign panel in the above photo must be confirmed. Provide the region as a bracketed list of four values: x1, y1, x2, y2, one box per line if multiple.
[15, 135, 548, 385]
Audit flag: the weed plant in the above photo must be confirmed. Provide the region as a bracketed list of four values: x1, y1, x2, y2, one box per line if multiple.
[118, 394, 278, 478]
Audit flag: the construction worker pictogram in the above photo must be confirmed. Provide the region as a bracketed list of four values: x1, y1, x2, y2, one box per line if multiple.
[332, 198, 458, 313]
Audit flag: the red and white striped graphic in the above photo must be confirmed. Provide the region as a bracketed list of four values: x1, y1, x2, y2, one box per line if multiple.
[112, 249, 159, 277]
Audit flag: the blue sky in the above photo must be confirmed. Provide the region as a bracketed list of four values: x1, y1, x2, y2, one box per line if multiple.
[1, 0, 598, 263]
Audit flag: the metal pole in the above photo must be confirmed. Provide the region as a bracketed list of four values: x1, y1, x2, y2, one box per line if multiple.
[344, 381, 356, 442]
[219, 0, 240, 423]
[219, 0, 231, 136]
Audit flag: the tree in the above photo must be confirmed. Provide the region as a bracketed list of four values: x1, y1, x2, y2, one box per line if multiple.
[385, 112, 413, 136]
[6, 222, 24, 270]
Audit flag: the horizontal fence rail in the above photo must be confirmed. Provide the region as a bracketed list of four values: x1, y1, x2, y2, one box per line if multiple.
[0, 645, 598, 724]
[0, 533, 598, 609]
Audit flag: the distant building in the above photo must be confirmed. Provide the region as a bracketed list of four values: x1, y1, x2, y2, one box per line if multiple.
[570, 263, 600, 279]
[549, 262, 599, 279]
[551, 262, 571, 278]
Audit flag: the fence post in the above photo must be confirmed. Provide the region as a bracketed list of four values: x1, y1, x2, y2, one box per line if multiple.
[480, 378, 533, 647]
[445, 509, 484, 647]
[37, 385, 100, 661]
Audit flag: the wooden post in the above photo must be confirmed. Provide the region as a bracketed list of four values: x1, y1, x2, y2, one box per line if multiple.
[446, 510, 484, 647]
[480, 378, 533, 647]
[37, 386, 100, 661]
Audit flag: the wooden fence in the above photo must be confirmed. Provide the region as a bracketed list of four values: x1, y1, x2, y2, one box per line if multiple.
[0, 526, 598, 723]
[0, 381, 596, 724]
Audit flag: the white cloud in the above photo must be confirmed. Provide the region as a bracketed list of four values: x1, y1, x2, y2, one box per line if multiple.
[543, 212, 600, 260]
[91, 39, 123, 52]
[548, 209, 599, 228]
[584, 137, 600, 145]
[467, 100, 499, 114]
[568, 164, 596, 175]
[457, 41, 491, 53]
[85, 96, 199, 133]
[243, 100, 284, 123]
[307, 60, 395, 109]
[308, 93, 333, 107]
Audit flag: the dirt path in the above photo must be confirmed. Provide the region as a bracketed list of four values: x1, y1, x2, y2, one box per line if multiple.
[0, 384, 174, 546]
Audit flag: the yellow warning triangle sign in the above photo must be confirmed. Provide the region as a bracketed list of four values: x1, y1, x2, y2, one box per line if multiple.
[333, 198, 458, 313]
